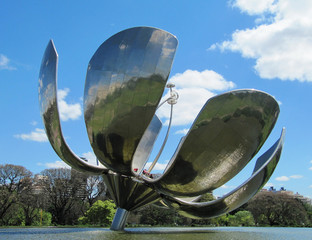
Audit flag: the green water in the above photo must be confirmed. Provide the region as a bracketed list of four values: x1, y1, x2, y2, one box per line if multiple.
[0, 227, 311, 240]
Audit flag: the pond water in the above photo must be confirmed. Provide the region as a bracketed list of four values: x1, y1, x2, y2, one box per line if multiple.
[0, 227, 311, 240]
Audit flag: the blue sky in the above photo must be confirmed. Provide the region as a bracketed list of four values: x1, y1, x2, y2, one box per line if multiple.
[1, 0, 312, 199]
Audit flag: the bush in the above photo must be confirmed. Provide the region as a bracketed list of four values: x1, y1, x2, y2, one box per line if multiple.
[78, 200, 116, 226]
[32, 209, 52, 226]
[233, 211, 255, 226]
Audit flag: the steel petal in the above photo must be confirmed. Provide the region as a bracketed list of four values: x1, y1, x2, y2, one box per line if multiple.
[153, 89, 280, 196]
[132, 115, 162, 176]
[38, 40, 107, 174]
[84, 27, 178, 175]
[162, 128, 285, 219]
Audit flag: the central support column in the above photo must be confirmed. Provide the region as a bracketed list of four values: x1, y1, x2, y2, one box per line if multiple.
[110, 208, 130, 231]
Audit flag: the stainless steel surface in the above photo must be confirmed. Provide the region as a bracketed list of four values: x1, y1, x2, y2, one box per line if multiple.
[147, 104, 173, 173]
[38, 40, 107, 174]
[110, 208, 130, 231]
[39, 28, 285, 231]
[84, 27, 178, 175]
[102, 172, 160, 211]
[152, 90, 280, 197]
[162, 128, 285, 219]
[132, 115, 162, 176]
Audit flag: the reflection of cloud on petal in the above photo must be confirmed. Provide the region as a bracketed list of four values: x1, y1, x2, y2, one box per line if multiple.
[220, 185, 235, 189]
[145, 161, 168, 171]
[81, 151, 105, 168]
[175, 128, 189, 135]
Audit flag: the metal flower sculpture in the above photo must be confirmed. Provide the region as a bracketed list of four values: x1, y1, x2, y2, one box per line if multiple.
[38, 27, 285, 230]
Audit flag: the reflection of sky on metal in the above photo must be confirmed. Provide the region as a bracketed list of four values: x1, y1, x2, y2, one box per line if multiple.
[163, 128, 284, 218]
[38, 27, 284, 228]
[149, 90, 280, 197]
[39, 41, 107, 174]
[84, 27, 178, 175]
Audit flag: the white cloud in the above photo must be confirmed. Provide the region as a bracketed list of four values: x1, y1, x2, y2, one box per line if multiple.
[214, 0, 312, 82]
[14, 128, 48, 142]
[309, 167, 312, 171]
[41, 160, 71, 169]
[309, 185, 312, 189]
[30, 121, 38, 126]
[0, 54, 16, 70]
[272, 96, 282, 106]
[264, 182, 274, 188]
[275, 176, 290, 181]
[290, 175, 303, 179]
[57, 88, 82, 121]
[231, 0, 276, 15]
[275, 175, 303, 182]
[175, 128, 189, 135]
[157, 69, 235, 126]
[169, 70, 235, 91]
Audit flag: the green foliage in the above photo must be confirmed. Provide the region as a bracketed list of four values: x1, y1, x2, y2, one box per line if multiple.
[198, 192, 215, 202]
[139, 205, 182, 226]
[78, 200, 116, 226]
[303, 203, 312, 226]
[2, 204, 25, 226]
[31, 209, 52, 226]
[201, 211, 255, 227]
[232, 211, 255, 226]
[247, 191, 310, 227]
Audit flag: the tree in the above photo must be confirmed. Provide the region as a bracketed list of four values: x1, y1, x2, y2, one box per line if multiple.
[18, 175, 50, 226]
[85, 175, 107, 206]
[232, 211, 255, 226]
[139, 205, 181, 226]
[0, 164, 32, 225]
[40, 168, 88, 225]
[303, 203, 312, 226]
[247, 191, 310, 226]
[78, 200, 116, 226]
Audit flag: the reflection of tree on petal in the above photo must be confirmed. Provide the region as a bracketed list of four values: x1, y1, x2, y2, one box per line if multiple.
[38, 27, 285, 230]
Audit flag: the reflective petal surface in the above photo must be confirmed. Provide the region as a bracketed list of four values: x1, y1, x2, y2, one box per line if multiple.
[131, 115, 162, 176]
[38, 40, 107, 174]
[153, 90, 280, 197]
[162, 128, 285, 219]
[38, 28, 285, 231]
[103, 172, 160, 211]
[84, 27, 178, 175]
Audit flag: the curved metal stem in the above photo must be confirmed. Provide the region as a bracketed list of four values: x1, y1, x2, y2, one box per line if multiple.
[156, 97, 171, 110]
[146, 103, 173, 173]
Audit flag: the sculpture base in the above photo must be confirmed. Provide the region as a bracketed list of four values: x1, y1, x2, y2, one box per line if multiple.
[110, 208, 130, 231]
